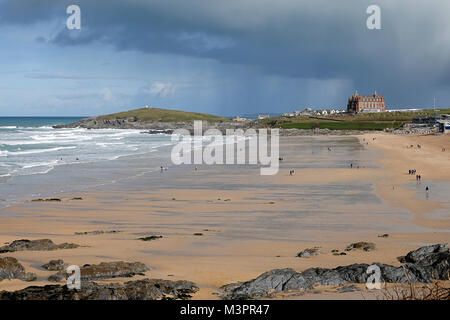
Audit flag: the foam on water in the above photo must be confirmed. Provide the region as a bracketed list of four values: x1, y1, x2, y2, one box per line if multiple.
[0, 118, 182, 205]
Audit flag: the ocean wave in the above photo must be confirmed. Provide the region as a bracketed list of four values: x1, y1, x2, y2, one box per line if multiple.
[5, 146, 76, 156]
[30, 134, 94, 141]
[21, 160, 60, 169]
[95, 142, 125, 147]
[0, 126, 17, 129]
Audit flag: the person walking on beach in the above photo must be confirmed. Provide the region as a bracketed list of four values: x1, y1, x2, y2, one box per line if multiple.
[160, 166, 164, 173]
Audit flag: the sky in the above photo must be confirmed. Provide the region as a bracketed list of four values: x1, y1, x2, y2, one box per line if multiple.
[0, 0, 449, 116]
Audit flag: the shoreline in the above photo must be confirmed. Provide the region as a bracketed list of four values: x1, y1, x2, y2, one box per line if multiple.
[0, 133, 449, 299]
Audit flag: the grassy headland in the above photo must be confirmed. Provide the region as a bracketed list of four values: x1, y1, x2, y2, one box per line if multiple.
[259, 108, 450, 131]
[97, 107, 229, 122]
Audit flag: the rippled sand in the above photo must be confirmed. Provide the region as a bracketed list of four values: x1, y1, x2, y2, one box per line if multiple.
[0, 133, 449, 299]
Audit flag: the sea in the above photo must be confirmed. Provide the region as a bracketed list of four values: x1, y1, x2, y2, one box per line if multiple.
[0, 117, 177, 207]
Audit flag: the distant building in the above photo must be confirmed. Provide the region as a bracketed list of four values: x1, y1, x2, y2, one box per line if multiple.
[347, 91, 386, 113]
[258, 114, 270, 120]
[437, 120, 450, 134]
[233, 116, 248, 122]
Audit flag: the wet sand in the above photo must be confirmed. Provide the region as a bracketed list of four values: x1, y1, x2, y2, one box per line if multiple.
[0, 133, 449, 299]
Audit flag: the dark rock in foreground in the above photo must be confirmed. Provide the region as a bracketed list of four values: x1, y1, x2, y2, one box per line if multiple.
[0, 257, 36, 282]
[49, 261, 149, 282]
[0, 279, 198, 300]
[222, 243, 449, 299]
[0, 239, 79, 253]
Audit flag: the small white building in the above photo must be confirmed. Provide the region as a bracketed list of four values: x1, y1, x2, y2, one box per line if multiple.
[233, 116, 248, 122]
[437, 120, 450, 134]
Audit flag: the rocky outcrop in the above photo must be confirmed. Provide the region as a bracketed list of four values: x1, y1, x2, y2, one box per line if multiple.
[297, 248, 319, 258]
[138, 236, 163, 241]
[0, 239, 79, 253]
[41, 259, 66, 271]
[346, 242, 376, 252]
[54, 118, 252, 134]
[0, 257, 36, 282]
[54, 118, 371, 136]
[48, 261, 149, 282]
[142, 129, 175, 134]
[31, 198, 61, 202]
[74, 230, 120, 235]
[0, 279, 198, 300]
[222, 243, 449, 299]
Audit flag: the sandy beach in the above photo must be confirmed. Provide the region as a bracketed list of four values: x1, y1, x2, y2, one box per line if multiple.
[0, 133, 449, 299]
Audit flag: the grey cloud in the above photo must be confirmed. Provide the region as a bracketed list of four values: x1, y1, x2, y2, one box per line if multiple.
[25, 72, 136, 80]
[2, 0, 450, 107]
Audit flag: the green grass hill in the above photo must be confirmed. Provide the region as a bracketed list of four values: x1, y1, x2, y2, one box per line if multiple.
[97, 107, 229, 122]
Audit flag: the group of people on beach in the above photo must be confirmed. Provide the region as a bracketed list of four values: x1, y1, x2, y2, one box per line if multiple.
[408, 169, 422, 181]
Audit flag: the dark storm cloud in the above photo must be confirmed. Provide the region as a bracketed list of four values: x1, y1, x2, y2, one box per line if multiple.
[1, 0, 449, 107]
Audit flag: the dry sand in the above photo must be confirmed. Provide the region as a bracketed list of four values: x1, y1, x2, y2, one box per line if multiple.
[0, 133, 449, 299]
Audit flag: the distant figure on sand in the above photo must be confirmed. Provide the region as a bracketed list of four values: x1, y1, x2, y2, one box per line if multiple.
[160, 166, 163, 173]
[289, 170, 295, 176]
